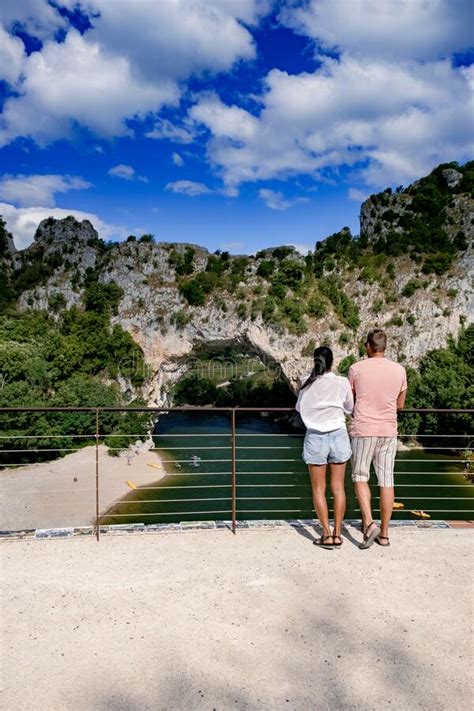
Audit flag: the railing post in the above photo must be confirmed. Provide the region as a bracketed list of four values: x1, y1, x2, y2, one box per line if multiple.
[95, 408, 100, 542]
[232, 408, 236, 535]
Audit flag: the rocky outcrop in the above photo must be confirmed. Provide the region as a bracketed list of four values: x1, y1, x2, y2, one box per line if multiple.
[442, 168, 463, 189]
[0, 219, 16, 258]
[34, 215, 99, 247]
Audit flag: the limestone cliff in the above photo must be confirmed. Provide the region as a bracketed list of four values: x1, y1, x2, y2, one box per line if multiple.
[4, 163, 473, 405]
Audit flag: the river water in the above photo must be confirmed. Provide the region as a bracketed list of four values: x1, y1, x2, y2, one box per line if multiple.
[103, 411, 474, 524]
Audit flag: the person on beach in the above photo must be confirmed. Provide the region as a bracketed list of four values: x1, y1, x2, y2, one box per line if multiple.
[348, 329, 407, 549]
[296, 346, 354, 549]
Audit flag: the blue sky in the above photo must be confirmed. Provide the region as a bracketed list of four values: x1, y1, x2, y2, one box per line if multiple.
[0, 1, 473, 252]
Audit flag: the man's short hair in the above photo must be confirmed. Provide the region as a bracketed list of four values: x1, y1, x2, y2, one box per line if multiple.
[366, 329, 387, 352]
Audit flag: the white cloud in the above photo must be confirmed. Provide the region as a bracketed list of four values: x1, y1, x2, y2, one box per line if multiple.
[191, 56, 474, 189]
[108, 164, 148, 182]
[0, 202, 127, 250]
[259, 189, 291, 210]
[348, 188, 368, 202]
[0, 30, 178, 146]
[78, 0, 260, 83]
[0, 25, 25, 85]
[258, 188, 309, 210]
[172, 152, 184, 167]
[146, 118, 196, 144]
[165, 180, 213, 196]
[0, 174, 91, 208]
[0, 1, 266, 146]
[0, 1, 66, 40]
[190, 92, 259, 141]
[281, 0, 474, 61]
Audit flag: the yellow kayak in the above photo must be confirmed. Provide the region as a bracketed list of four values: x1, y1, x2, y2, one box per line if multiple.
[393, 502, 404, 509]
[126, 480, 137, 490]
[147, 462, 163, 469]
[410, 509, 431, 519]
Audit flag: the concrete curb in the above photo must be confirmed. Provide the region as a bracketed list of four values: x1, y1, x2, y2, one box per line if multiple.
[1, 518, 470, 541]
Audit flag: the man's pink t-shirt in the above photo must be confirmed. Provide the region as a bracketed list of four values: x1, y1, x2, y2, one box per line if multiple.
[348, 358, 407, 437]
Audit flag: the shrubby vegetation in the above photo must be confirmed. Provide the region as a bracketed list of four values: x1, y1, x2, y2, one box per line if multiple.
[169, 245, 195, 275]
[173, 373, 296, 408]
[179, 271, 218, 306]
[338, 354, 357, 375]
[400, 325, 473, 445]
[0, 303, 150, 463]
[319, 277, 360, 329]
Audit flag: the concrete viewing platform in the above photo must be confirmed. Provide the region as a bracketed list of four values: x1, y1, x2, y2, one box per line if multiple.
[1, 524, 473, 710]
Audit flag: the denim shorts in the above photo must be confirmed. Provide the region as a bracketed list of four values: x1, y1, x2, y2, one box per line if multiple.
[303, 427, 352, 465]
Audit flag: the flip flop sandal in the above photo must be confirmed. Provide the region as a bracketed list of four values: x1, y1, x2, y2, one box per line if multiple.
[332, 534, 343, 548]
[375, 535, 390, 547]
[358, 521, 381, 550]
[313, 535, 334, 550]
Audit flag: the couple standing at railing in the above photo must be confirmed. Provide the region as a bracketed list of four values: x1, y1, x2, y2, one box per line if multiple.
[296, 328, 407, 550]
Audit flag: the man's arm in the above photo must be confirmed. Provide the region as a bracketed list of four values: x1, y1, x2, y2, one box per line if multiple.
[396, 388, 407, 410]
[397, 368, 408, 410]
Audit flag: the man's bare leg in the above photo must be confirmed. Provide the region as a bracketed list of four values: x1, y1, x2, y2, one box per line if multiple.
[379, 486, 394, 541]
[354, 480, 373, 532]
[329, 463, 346, 537]
[308, 464, 331, 538]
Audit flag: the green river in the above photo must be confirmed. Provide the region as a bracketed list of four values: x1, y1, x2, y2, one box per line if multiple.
[102, 411, 474, 524]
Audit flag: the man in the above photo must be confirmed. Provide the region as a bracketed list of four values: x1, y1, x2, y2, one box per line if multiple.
[348, 329, 407, 549]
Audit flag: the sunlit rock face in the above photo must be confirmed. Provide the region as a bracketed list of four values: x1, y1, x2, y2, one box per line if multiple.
[8, 165, 474, 405]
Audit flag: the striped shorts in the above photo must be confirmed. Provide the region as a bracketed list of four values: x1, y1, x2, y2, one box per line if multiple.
[351, 436, 397, 487]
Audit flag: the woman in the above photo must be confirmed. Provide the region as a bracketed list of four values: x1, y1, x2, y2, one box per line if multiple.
[296, 346, 354, 549]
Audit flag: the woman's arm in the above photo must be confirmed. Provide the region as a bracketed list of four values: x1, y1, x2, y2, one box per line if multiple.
[343, 379, 354, 414]
[295, 374, 309, 412]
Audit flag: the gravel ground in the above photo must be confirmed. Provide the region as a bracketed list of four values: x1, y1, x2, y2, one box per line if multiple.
[1, 526, 472, 711]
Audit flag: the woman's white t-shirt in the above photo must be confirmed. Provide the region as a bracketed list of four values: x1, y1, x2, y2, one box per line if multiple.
[296, 372, 354, 432]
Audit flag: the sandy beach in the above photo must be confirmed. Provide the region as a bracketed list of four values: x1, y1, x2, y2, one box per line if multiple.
[0, 445, 168, 531]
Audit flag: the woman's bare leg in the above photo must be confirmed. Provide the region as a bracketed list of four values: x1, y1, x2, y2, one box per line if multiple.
[308, 464, 331, 537]
[329, 462, 347, 537]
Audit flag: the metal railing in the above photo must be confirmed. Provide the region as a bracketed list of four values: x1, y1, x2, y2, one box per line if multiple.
[0, 407, 473, 539]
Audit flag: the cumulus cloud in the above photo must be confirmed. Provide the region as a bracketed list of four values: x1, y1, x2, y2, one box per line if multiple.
[0, 1, 266, 146]
[191, 57, 474, 189]
[0, 30, 178, 146]
[258, 189, 292, 210]
[172, 152, 184, 167]
[0, 25, 25, 85]
[0, 0, 67, 40]
[0, 174, 91, 208]
[281, 0, 474, 61]
[259, 188, 309, 210]
[165, 180, 213, 196]
[348, 188, 368, 202]
[108, 164, 148, 182]
[146, 118, 196, 144]
[190, 93, 259, 141]
[0, 202, 127, 250]
[184, 2, 473, 190]
[79, 0, 261, 82]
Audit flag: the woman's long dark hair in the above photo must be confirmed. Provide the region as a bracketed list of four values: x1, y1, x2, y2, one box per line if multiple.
[300, 346, 333, 390]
